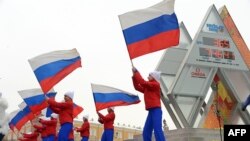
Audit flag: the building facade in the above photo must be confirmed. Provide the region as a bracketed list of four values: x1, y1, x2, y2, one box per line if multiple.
[74, 120, 142, 141]
[4, 119, 142, 141]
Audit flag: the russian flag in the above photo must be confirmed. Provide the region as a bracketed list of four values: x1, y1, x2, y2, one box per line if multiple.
[41, 92, 57, 117]
[91, 84, 141, 111]
[73, 103, 84, 118]
[119, 0, 180, 59]
[18, 89, 57, 114]
[18, 102, 35, 120]
[28, 48, 82, 94]
[8, 110, 29, 131]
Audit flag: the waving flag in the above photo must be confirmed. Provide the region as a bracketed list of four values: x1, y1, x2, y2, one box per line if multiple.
[91, 84, 140, 111]
[119, 0, 179, 59]
[73, 103, 84, 118]
[8, 110, 29, 131]
[18, 89, 56, 114]
[8, 110, 18, 130]
[41, 92, 57, 117]
[18, 102, 35, 120]
[28, 48, 82, 93]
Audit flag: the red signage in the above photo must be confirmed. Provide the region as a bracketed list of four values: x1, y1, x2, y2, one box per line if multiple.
[191, 68, 206, 78]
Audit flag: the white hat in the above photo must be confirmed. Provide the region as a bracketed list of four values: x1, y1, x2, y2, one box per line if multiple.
[83, 114, 89, 120]
[51, 113, 58, 118]
[149, 71, 161, 83]
[26, 131, 33, 134]
[64, 91, 74, 100]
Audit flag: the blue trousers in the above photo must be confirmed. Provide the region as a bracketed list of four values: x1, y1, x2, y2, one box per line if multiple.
[81, 137, 89, 141]
[46, 135, 55, 141]
[143, 108, 166, 141]
[101, 129, 114, 141]
[242, 95, 250, 110]
[58, 123, 73, 141]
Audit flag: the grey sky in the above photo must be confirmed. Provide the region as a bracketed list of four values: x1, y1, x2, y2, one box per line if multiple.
[0, 0, 249, 129]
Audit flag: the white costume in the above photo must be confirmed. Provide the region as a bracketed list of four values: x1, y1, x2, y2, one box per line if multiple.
[0, 93, 9, 141]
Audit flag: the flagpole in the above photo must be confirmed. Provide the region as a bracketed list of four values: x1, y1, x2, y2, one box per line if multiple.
[12, 128, 21, 140]
[125, 43, 135, 67]
[31, 120, 34, 126]
[130, 59, 134, 68]
[30, 112, 39, 126]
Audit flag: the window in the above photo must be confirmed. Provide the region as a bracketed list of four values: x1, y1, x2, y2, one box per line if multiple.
[90, 129, 96, 136]
[115, 131, 122, 139]
[128, 133, 134, 139]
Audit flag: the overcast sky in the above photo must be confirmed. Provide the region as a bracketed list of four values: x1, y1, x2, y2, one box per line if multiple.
[0, 0, 249, 129]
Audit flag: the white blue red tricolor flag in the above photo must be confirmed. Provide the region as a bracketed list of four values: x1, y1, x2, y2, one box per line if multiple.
[8, 110, 29, 131]
[41, 92, 57, 117]
[28, 48, 82, 93]
[91, 84, 140, 111]
[119, 0, 179, 59]
[18, 88, 56, 114]
[18, 102, 36, 121]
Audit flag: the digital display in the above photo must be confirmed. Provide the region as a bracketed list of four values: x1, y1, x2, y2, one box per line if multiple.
[212, 49, 223, 59]
[199, 48, 235, 60]
[203, 37, 230, 48]
[199, 48, 211, 57]
[224, 51, 235, 60]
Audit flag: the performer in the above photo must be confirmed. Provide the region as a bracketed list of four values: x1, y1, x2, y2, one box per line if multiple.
[33, 117, 47, 141]
[242, 95, 250, 111]
[0, 92, 9, 141]
[97, 107, 115, 141]
[132, 66, 165, 141]
[39, 113, 58, 141]
[47, 91, 74, 141]
[75, 114, 90, 141]
[20, 131, 39, 141]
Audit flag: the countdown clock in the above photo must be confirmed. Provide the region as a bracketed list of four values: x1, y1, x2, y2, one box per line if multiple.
[203, 37, 230, 48]
[198, 36, 235, 60]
